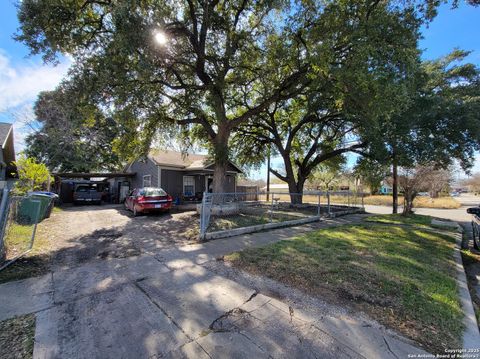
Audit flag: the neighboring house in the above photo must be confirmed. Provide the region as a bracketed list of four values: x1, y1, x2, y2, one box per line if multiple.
[260, 183, 290, 193]
[0, 123, 16, 188]
[125, 150, 242, 201]
[379, 181, 393, 195]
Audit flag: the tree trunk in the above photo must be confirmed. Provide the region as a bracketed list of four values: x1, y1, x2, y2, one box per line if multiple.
[287, 180, 304, 205]
[403, 192, 415, 215]
[266, 148, 271, 202]
[212, 124, 230, 194]
[392, 161, 398, 214]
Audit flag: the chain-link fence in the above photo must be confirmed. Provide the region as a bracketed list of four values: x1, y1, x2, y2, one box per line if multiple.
[0, 195, 43, 270]
[199, 191, 365, 240]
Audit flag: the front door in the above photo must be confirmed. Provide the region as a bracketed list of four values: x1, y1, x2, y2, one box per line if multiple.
[207, 177, 213, 193]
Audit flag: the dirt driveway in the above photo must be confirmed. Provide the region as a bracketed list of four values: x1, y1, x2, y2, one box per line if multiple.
[0, 210, 432, 359]
[42, 204, 200, 269]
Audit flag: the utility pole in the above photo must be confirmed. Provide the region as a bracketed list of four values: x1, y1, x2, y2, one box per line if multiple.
[266, 147, 271, 202]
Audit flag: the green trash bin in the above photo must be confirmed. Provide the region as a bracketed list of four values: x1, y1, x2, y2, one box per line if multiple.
[29, 194, 53, 220]
[17, 197, 43, 225]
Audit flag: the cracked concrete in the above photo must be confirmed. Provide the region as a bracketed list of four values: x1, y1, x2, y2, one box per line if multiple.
[0, 207, 430, 358]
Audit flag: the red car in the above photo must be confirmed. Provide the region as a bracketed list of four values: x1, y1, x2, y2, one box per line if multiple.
[124, 187, 173, 216]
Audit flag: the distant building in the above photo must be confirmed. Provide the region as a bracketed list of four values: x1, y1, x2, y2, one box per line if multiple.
[379, 181, 393, 195]
[261, 183, 290, 193]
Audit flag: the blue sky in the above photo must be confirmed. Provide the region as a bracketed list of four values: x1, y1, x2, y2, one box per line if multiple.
[0, 0, 478, 177]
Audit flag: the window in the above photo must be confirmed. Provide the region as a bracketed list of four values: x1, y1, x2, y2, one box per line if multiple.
[183, 176, 195, 196]
[139, 188, 167, 196]
[142, 175, 152, 187]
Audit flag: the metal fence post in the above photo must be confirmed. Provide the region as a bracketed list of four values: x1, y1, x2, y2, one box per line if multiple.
[317, 192, 321, 217]
[327, 191, 331, 216]
[0, 188, 9, 261]
[270, 193, 274, 223]
[200, 192, 206, 239]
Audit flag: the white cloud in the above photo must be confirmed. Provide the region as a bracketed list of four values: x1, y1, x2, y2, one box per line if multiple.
[0, 50, 71, 152]
[0, 51, 70, 111]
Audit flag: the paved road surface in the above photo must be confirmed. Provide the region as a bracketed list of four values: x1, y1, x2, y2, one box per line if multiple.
[365, 193, 479, 223]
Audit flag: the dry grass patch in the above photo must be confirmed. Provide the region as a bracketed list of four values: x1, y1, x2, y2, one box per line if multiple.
[363, 195, 460, 209]
[225, 218, 462, 353]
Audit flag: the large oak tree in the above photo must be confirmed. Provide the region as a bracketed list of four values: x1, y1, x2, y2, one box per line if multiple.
[16, 0, 313, 192]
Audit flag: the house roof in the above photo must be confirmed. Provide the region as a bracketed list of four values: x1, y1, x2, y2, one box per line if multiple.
[147, 150, 242, 173]
[0, 123, 13, 149]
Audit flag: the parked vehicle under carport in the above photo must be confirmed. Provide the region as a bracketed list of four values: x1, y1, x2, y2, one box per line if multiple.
[73, 184, 102, 205]
[124, 187, 173, 216]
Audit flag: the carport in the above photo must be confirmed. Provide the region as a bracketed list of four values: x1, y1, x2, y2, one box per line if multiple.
[53, 172, 136, 204]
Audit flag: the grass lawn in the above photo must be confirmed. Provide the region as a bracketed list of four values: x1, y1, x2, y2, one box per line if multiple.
[0, 217, 54, 284]
[225, 215, 463, 353]
[0, 314, 35, 359]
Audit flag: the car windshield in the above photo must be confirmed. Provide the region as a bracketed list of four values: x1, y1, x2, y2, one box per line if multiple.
[139, 188, 167, 197]
[75, 185, 97, 192]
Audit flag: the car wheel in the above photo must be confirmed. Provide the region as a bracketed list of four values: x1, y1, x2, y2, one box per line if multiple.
[124, 201, 129, 211]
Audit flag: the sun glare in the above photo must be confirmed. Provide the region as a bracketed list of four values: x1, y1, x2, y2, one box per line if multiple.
[154, 31, 168, 46]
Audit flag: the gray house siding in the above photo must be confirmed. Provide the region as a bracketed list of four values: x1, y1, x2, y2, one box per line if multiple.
[128, 156, 239, 199]
[194, 175, 205, 194]
[128, 158, 159, 189]
[160, 169, 183, 197]
[0, 149, 4, 181]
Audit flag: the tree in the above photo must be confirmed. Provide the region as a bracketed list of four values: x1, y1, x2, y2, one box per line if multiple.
[16, 0, 315, 193]
[462, 174, 480, 193]
[365, 50, 480, 213]
[233, 0, 422, 203]
[308, 157, 346, 191]
[398, 165, 452, 214]
[26, 87, 121, 172]
[354, 158, 389, 194]
[424, 168, 452, 198]
[13, 155, 52, 195]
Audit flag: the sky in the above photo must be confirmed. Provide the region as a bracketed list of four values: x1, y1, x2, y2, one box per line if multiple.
[0, 0, 479, 178]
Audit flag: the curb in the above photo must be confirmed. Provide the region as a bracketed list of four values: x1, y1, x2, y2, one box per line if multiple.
[452, 225, 480, 349]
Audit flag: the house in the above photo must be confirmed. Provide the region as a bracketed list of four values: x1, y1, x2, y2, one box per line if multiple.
[0, 123, 16, 188]
[379, 181, 393, 195]
[124, 150, 242, 201]
[260, 183, 290, 193]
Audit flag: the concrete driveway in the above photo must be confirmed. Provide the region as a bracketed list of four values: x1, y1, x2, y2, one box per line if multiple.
[0, 206, 430, 358]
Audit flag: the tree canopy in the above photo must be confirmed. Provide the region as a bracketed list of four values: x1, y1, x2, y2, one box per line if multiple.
[363, 50, 480, 212]
[16, 0, 315, 191]
[26, 87, 121, 172]
[16, 0, 436, 193]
